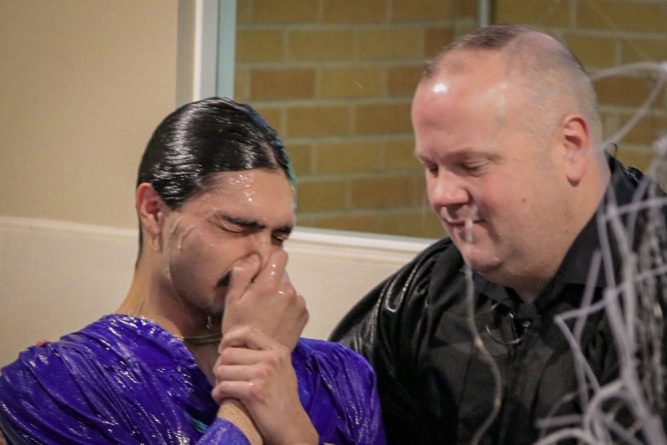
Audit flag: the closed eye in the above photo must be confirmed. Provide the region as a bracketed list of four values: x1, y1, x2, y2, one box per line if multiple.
[422, 162, 439, 177]
[457, 157, 490, 175]
[214, 221, 245, 234]
[462, 163, 484, 173]
[209, 214, 265, 235]
[272, 233, 288, 246]
[271, 227, 292, 246]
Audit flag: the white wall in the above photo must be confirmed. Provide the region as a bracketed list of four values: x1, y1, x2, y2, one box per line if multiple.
[0, 217, 431, 366]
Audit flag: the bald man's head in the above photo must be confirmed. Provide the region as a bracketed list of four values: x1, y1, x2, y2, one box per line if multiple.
[424, 24, 602, 150]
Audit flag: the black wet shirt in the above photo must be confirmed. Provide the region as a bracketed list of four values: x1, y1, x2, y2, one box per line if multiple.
[331, 158, 667, 444]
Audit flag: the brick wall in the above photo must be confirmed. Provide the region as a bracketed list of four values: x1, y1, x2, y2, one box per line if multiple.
[235, 0, 476, 238]
[235, 0, 666, 238]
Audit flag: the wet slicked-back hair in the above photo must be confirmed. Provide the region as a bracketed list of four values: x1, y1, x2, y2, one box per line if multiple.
[136, 97, 295, 250]
[424, 24, 603, 145]
[138, 97, 295, 208]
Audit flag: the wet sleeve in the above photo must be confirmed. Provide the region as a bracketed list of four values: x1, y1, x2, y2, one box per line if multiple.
[311, 342, 387, 445]
[328, 240, 446, 443]
[0, 345, 251, 445]
[0, 346, 137, 444]
[343, 346, 387, 445]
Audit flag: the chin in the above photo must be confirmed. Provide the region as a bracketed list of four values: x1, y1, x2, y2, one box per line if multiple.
[460, 244, 501, 274]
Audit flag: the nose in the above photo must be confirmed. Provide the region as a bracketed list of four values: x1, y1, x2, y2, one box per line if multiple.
[427, 172, 470, 209]
[251, 231, 278, 268]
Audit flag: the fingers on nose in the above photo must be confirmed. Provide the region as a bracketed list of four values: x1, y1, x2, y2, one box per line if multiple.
[266, 250, 289, 276]
[250, 249, 289, 291]
[228, 255, 262, 299]
[252, 234, 285, 266]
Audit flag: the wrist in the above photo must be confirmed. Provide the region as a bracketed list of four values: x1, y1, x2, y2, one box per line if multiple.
[274, 416, 318, 445]
[217, 399, 262, 445]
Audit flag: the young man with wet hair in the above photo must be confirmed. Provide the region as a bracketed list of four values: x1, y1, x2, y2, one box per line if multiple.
[331, 24, 667, 444]
[0, 98, 385, 444]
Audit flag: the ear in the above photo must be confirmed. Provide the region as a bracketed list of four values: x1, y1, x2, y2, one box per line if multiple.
[136, 183, 167, 246]
[559, 113, 591, 185]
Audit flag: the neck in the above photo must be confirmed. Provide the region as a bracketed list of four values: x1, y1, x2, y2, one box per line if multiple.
[119, 255, 222, 385]
[502, 160, 611, 304]
[116, 260, 221, 339]
[490, 271, 549, 304]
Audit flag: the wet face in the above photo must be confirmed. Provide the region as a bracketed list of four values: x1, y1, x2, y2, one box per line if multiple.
[412, 52, 572, 290]
[157, 169, 295, 316]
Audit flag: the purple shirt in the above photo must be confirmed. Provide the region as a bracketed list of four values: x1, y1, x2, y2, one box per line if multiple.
[0, 315, 385, 444]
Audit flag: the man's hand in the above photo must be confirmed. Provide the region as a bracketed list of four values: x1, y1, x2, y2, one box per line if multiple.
[222, 251, 308, 351]
[212, 326, 318, 445]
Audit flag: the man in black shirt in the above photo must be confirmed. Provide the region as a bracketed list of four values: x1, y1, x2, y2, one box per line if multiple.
[331, 24, 667, 444]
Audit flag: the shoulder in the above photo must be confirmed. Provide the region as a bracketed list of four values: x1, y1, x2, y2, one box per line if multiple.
[609, 155, 667, 203]
[380, 236, 462, 310]
[0, 315, 197, 442]
[391, 237, 459, 286]
[0, 324, 104, 440]
[0, 318, 119, 403]
[2, 323, 99, 383]
[1, 316, 149, 377]
[0, 315, 165, 407]
[405, 236, 457, 272]
[1, 315, 195, 393]
[329, 237, 461, 347]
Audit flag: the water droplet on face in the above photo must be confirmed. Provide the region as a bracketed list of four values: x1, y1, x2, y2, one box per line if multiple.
[433, 82, 448, 94]
[269, 261, 278, 279]
[463, 205, 477, 244]
[177, 224, 197, 251]
[216, 172, 260, 205]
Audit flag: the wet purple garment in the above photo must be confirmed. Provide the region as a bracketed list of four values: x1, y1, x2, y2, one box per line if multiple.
[0, 314, 385, 444]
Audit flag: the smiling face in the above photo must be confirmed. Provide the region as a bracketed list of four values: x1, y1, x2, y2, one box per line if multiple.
[412, 50, 577, 295]
[157, 168, 295, 317]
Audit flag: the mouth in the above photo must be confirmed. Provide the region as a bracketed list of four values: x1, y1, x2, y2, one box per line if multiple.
[217, 273, 231, 291]
[444, 218, 484, 244]
[218, 272, 232, 287]
[444, 218, 482, 228]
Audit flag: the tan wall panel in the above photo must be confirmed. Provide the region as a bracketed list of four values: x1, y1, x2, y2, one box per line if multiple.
[0, 217, 433, 365]
[0, 0, 179, 229]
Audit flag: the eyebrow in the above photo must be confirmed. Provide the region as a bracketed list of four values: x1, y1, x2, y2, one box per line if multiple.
[210, 213, 293, 236]
[416, 147, 500, 163]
